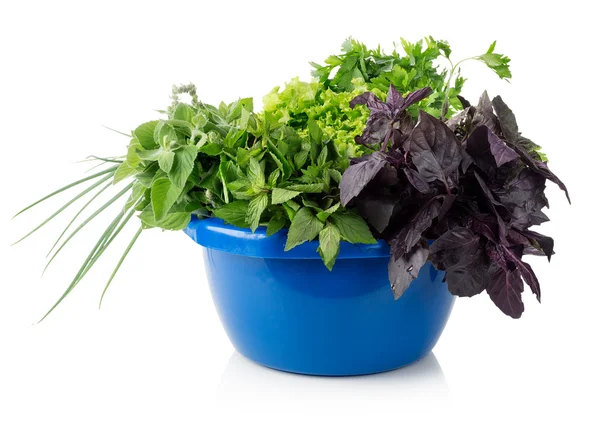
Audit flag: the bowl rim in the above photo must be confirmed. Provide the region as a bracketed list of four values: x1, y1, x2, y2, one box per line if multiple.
[184, 216, 391, 260]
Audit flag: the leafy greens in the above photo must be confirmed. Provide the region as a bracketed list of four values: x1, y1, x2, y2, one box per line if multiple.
[15, 37, 533, 320]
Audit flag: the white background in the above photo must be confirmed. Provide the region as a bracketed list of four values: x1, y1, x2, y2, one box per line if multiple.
[1, 1, 599, 434]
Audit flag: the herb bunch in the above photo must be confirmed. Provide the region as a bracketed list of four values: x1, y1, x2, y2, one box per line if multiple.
[340, 86, 568, 318]
[15, 37, 516, 319]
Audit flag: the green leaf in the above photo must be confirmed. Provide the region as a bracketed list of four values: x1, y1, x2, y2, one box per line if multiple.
[134, 121, 159, 149]
[37, 208, 131, 322]
[328, 168, 342, 184]
[271, 187, 300, 205]
[126, 140, 142, 168]
[246, 192, 268, 232]
[286, 199, 301, 211]
[246, 157, 265, 188]
[476, 41, 512, 80]
[286, 183, 324, 193]
[267, 169, 281, 187]
[124, 181, 146, 211]
[284, 207, 324, 251]
[154, 122, 177, 148]
[99, 226, 143, 308]
[317, 146, 328, 167]
[330, 212, 377, 244]
[266, 214, 286, 236]
[318, 224, 341, 271]
[42, 183, 134, 272]
[198, 142, 222, 156]
[173, 103, 195, 123]
[151, 177, 182, 221]
[12, 165, 118, 219]
[12, 174, 113, 245]
[157, 150, 175, 173]
[137, 149, 162, 161]
[113, 161, 138, 184]
[308, 119, 323, 144]
[139, 210, 191, 230]
[316, 203, 340, 222]
[302, 198, 322, 212]
[169, 145, 197, 189]
[294, 149, 309, 170]
[267, 140, 292, 180]
[213, 200, 250, 228]
[282, 203, 297, 222]
[46, 179, 114, 256]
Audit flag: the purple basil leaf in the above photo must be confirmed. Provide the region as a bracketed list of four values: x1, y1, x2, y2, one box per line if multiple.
[473, 172, 509, 244]
[401, 87, 433, 110]
[513, 144, 570, 203]
[470, 214, 499, 242]
[429, 227, 486, 297]
[355, 111, 393, 145]
[340, 152, 388, 206]
[488, 130, 519, 167]
[365, 93, 390, 113]
[438, 194, 457, 222]
[358, 197, 397, 234]
[519, 229, 554, 260]
[486, 267, 525, 319]
[502, 246, 541, 302]
[491, 95, 520, 144]
[467, 124, 518, 169]
[472, 91, 501, 134]
[390, 199, 441, 258]
[388, 238, 429, 299]
[386, 84, 405, 109]
[350, 92, 386, 113]
[403, 167, 430, 193]
[409, 111, 463, 189]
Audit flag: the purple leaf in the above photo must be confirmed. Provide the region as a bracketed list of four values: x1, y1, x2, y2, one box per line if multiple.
[409, 111, 463, 189]
[488, 130, 519, 167]
[358, 197, 396, 234]
[502, 246, 541, 302]
[339, 152, 388, 206]
[491, 95, 520, 144]
[402, 87, 433, 109]
[472, 91, 501, 134]
[386, 84, 404, 109]
[429, 227, 487, 297]
[389, 239, 429, 299]
[487, 267, 525, 319]
[513, 143, 570, 203]
[390, 199, 441, 258]
[403, 167, 430, 193]
[519, 230, 554, 260]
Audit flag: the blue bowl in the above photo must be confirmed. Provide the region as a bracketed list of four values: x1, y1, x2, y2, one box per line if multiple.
[185, 217, 455, 376]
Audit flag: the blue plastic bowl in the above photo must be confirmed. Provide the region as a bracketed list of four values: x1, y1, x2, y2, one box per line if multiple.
[185, 217, 455, 376]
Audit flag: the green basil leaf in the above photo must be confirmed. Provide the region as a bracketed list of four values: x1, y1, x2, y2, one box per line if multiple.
[286, 183, 324, 193]
[246, 192, 269, 232]
[157, 150, 175, 173]
[330, 212, 377, 244]
[247, 157, 265, 188]
[113, 162, 138, 184]
[133, 121, 160, 150]
[266, 214, 286, 237]
[271, 188, 300, 205]
[169, 145, 198, 189]
[213, 200, 250, 228]
[318, 224, 341, 271]
[151, 177, 182, 221]
[284, 207, 324, 251]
